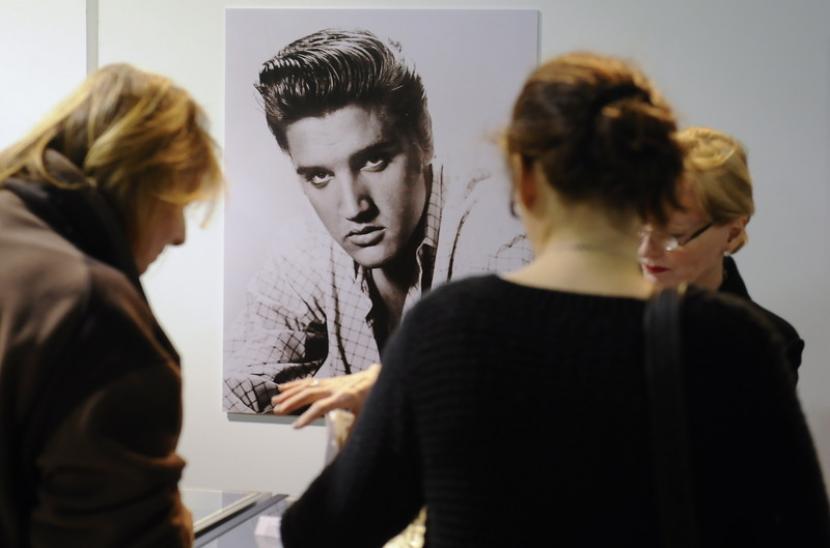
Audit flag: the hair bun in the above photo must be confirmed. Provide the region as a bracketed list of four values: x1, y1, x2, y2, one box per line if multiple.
[593, 95, 676, 164]
[587, 96, 681, 222]
[507, 52, 684, 223]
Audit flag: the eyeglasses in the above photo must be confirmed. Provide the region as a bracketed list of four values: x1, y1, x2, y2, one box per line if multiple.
[639, 222, 713, 252]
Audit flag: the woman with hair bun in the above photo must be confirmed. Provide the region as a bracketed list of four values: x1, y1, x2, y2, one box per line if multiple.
[0, 64, 222, 547]
[639, 127, 804, 376]
[279, 53, 829, 547]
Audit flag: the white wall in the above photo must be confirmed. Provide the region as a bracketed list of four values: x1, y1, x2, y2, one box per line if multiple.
[3, 0, 828, 497]
[0, 0, 87, 148]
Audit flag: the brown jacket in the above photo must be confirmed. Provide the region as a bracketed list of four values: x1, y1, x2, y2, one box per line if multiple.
[0, 152, 192, 547]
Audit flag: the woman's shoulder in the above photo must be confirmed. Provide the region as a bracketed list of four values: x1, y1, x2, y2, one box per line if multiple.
[417, 274, 505, 310]
[683, 285, 779, 341]
[0, 187, 94, 325]
[720, 258, 804, 372]
[396, 275, 513, 341]
[681, 286, 792, 379]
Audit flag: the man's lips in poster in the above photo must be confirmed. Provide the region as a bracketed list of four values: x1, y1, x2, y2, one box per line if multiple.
[346, 225, 385, 246]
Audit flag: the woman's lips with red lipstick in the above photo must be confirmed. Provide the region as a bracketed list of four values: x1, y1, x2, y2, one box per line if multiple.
[643, 264, 670, 275]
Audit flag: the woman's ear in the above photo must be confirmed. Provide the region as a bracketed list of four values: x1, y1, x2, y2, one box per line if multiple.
[725, 216, 748, 253]
[511, 154, 538, 213]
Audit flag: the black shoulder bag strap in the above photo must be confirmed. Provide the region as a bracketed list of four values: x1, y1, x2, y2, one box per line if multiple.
[644, 286, 700, 548]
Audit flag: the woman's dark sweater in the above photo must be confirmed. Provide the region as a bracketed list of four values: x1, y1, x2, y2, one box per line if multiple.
[720, 256, 804, 377]
[281, 275, 829, 547]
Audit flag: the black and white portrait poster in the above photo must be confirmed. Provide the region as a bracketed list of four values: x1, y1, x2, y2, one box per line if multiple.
[223, 8, 538, 413]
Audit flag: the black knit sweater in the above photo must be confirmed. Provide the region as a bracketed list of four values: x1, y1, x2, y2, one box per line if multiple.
[281, 275, 829, 547]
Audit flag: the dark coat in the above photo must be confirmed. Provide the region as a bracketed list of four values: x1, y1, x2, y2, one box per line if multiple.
[720, 256, 805, 379]
[0, 152, 191, 547]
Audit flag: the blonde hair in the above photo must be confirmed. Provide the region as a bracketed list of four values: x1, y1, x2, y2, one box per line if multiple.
[0, 63, 222, 244]
[678, 127, 754, 252]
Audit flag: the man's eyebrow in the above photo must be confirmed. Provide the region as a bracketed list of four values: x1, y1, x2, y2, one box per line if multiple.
[295, 165, 329, 177]
[351, 140, 399, 163]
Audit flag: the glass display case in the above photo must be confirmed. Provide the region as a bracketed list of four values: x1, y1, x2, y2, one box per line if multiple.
[182, 487, 289, 547]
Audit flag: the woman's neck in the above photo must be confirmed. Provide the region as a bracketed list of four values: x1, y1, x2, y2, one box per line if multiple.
[506, 232, 653, 300]
[694, 259, 725, 291]
[509, 184, 654, 298]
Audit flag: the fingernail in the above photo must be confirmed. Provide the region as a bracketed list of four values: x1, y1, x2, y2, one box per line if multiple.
[273, 404, 282, 413]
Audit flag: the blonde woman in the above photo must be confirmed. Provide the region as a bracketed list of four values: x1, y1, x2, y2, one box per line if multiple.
[639, 127, 804, 375]
[0, 64, 222, 546]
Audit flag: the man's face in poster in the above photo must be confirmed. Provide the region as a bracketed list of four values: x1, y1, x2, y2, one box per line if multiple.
[284, 103, 429, 269]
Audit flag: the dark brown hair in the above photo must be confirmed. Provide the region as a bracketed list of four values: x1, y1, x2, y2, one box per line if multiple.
[505, 52, 682, 224]
[257, 29, 433, 159]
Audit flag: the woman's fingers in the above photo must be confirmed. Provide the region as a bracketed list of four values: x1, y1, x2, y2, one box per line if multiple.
[276, 377, 311, 391]
[272, 365, 381, 423]
[273, 376, 328, 407]
[273, 386, 328, 414]
[292, 390, 361, 428]
[292, 396, 338, 429]
[273, 382, 316, 404]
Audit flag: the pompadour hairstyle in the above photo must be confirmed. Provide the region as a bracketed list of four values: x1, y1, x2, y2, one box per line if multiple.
[257, 28, 433, 159]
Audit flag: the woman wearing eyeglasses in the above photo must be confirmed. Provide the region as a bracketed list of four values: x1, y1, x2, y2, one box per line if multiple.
[638, 127, 804, 376]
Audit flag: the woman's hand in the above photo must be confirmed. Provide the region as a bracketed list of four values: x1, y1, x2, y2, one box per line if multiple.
[272, 363, 381, 429]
